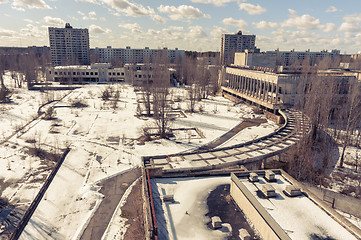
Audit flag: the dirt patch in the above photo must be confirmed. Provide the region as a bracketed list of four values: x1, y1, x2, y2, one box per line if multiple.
[121, 180, 145, 240]
[206, 184, 257, 239]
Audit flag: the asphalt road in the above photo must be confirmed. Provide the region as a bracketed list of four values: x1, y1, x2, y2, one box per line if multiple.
[80, 167, 141, 240]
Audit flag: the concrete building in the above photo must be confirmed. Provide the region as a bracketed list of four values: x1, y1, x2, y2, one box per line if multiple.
[220, 65, 356, 111]
[266, 49, 340, 66]
[234, 50, 277, 69]
[46, 63, 177, 86]
[46, 63, 125, 84]
[49, 23, 90, 66]
[230, 171, 360, 240]
[220, 31, 259, 66]
[93, 46, 185, 64]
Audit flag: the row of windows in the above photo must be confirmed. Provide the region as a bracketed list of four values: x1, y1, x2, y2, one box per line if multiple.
[50, 71, 125, 76]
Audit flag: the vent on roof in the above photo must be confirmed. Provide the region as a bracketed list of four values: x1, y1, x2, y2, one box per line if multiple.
[249, 172, 259, 182]
[211, 216, 222, 229]
[284, 185, 302, 197]
[162, 195, 174, 202]
[239, 228, 251, 240]
[265, 170, 276, 182]
[261, 184, 276, 198]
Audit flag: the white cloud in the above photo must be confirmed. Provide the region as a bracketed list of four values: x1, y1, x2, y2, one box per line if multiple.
[0, 28, 15, 37]
[222, 17, 248, 29]
[82, 11, 97, 20]
[158, 5, 209, 20]
[288, 9, 297, 15]
[188, 0, 235, 6]
[325, 6, 340, 13]
[118, 23, 141, 33]
[339, 14, 361, 33]
[77, 11, 85, 16]
[0, 0, 8, 3]
[210, 26, 227, 38]
[239, 3, 266, 15]
[44, 16, 65, 26]
[75, 0, 99, 4]
[151, 14, 166, 24]
[253, 21, 278, 29]
[187, 25, 207, 39]
[100, 0, 154, 17]
[323, 23, 336, 33]
[12, 0, 51, 9]
[89, 24, 112, 34]
[281, 13, 336, 33]
[282, 14, 321, 30]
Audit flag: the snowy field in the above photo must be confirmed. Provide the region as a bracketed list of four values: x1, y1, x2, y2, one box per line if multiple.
[0, 72, 280, 239]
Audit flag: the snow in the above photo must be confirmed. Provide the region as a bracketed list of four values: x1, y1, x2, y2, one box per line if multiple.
[101, 178, 139, 240]
[241, 175, 358, 240]
[0, 72, 279, 239]
[152, 176, 231, 240]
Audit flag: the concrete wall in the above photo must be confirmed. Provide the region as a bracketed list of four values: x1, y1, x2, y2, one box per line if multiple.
[302, 183, 361, 219]
[234, 52, 277, 69]
[230, 173, 291, 240]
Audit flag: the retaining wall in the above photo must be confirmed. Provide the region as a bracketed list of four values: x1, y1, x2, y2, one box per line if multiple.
[302, 183, 361, 219]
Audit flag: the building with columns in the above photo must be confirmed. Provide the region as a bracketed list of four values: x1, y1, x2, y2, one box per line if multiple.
[220, 65, 356, 112]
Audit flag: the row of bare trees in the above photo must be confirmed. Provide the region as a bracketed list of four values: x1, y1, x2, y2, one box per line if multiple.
[137, 53, 221, 138]
[287, 56, 361, 182]
[0, 48, 50, 90]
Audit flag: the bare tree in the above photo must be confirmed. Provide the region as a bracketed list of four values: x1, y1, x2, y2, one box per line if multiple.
[338, 80, 361, 167]
[151, 53, 172, 138]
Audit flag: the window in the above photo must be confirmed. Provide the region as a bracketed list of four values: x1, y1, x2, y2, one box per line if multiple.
[86, 72, 89, 75]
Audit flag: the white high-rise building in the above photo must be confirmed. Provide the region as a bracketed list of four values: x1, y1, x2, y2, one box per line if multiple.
[220, 31, 258, 66]
[49, 23, 90, 66]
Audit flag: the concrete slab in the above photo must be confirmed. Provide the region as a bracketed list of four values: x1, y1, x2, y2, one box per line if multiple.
[211, 151, 229, 158]
[183, 154, 201, 161]
[198, 152, 216, 160]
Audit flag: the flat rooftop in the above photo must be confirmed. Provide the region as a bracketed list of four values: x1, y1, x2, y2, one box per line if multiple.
[236, 172, 358, 240]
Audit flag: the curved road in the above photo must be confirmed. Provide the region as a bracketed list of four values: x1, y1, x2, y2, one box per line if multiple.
[144, 108, 310, 172]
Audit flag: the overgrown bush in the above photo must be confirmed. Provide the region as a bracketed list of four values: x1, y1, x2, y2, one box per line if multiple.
[0, 86, 12, 103]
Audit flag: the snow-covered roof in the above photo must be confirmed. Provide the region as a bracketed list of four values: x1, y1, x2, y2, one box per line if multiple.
[236, 172, 358, 240]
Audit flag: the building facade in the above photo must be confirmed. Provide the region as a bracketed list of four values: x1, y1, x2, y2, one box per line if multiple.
[266, 49, 340, 66]
[46, 63, 177, 86]
[220, 65, 355, 111]
[49, 23, 90, 66]
[93, 46, 185, 64]
[220, 31, 258, 66]
[46, 63, 125, 84]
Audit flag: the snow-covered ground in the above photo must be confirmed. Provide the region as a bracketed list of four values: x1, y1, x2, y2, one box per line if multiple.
[326, 146, 361, 198]
[0, 72, 280, 239]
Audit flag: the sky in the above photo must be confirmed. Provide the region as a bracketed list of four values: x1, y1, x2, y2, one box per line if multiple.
[1, 0, 361, 53]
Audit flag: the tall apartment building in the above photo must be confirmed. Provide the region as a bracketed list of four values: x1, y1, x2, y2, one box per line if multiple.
[93, 46, 185, 64]
[266, 49, 340, 66]
[49, 23, 90, 66]
[220, 31, 258, 66]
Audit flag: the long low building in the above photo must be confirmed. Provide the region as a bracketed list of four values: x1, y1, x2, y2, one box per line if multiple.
[46, 63, 177, 86]
[220, 65, 357, 111]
